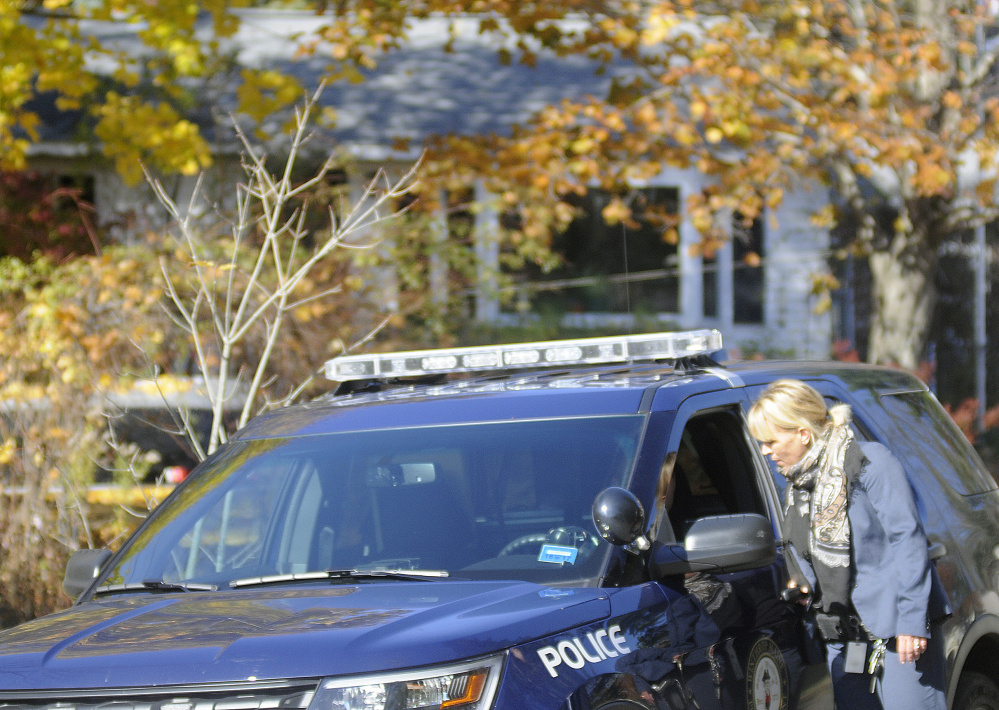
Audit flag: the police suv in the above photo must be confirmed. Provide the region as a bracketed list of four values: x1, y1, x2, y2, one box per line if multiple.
[1, 330, 998, 710]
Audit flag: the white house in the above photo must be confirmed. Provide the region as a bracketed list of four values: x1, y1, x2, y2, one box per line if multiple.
[24, 10, 834, 359]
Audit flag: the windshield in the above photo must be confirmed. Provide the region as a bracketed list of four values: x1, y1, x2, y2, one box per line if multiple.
[102, 415, 645, 590]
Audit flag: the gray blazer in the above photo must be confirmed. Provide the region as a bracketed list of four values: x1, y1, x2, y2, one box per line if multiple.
[791, 441, 950, 639]
[848, 442, 951, 639]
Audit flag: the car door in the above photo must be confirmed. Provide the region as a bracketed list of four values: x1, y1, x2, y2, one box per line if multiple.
[652, 389, 813, 710]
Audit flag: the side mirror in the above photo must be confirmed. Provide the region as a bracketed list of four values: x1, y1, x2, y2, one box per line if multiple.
[591, 487, 650, 552]
[650, 513, 776, 577]
[63, 548, 112, 599]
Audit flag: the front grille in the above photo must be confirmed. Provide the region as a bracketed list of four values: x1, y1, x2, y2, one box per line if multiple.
[0, 680, 317, 710]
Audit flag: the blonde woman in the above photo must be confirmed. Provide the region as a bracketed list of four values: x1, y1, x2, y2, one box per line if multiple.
[748, 379, 949, 709]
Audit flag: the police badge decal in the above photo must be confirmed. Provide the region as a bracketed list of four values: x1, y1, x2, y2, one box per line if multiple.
[746, 637, 789, 710]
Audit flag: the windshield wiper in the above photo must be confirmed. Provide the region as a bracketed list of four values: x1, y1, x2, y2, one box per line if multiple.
[229, 568, 449, 589]
[94, 579, 218, 594]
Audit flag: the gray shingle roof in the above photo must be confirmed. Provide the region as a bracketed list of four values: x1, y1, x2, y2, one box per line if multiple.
[30, 10, 621, 160]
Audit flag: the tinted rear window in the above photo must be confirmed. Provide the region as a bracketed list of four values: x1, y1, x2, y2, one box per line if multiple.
[879, 391, 996, 495]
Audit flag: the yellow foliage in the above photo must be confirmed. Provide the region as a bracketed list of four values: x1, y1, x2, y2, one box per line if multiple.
[812, 291, 833, 315]
[0, 0, 994, 393]
[810, 272, 841, 295]
[643, 9, 680, 46]
[601, 197, 631, 225]
[957, 41, 977, 56]
[917, 43, 942, 66]
[721, 119, 745, 138]
[942, 91, 962, 110]
[634, 102, 658, 129]
[811, 204, 837, 228]
[293, 305, 314, 323]
[809, 272, 840, 315]
[915, 162, 953, 194]
[94, 93, 212, 185]
[669, 124, 695, 146]
[236, 69, 306, 126]
[0, 439, 16, 465]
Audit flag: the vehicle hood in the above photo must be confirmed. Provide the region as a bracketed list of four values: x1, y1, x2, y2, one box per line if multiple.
[0, 581, 608, 690]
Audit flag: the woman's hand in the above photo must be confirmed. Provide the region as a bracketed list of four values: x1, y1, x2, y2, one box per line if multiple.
[897, 634, 928, 664]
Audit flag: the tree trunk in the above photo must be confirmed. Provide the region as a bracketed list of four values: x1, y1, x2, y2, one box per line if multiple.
[867, 226, 938, 370]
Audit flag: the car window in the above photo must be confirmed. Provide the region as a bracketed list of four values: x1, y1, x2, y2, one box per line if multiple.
[102, 415, 646, 589]
[879, 391, 997, 496]
[657, 410, 767, 542]
[168, 461, 288, 580]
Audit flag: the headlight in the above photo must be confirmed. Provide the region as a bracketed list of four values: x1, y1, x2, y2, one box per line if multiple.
[308, 654, 505, 710]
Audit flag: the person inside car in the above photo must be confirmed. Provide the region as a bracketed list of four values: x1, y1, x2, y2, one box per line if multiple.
[748, 379, 950, 709]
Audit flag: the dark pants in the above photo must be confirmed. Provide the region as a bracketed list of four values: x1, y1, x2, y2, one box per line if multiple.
[826, 642, 881, 710]
[826, 628, 946, 710]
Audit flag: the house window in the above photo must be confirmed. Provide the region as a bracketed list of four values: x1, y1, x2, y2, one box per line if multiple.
[733, 214, 765, 324]
[516, 187, 680, 316]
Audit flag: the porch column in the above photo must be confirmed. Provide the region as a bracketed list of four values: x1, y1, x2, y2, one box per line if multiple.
[474, 180, 500, 322]
[678, 187, 704, 327]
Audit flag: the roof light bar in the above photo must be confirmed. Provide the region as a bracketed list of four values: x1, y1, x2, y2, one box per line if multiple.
[325, 329, 722, 382]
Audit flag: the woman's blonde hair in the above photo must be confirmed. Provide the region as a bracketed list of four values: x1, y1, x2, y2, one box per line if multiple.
[747, 379, 851, 442]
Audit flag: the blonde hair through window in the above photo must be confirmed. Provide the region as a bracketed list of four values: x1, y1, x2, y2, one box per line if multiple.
[747, 379, 851, 442]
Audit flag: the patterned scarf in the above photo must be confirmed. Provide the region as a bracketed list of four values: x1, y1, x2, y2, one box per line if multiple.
[783, 422, 862, 611]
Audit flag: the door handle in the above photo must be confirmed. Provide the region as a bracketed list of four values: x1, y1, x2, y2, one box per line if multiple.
[781, 583, 811, 603]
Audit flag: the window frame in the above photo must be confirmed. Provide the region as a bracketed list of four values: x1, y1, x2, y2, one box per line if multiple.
[511, 186, 682, 316]
[659, 390, 780, 538]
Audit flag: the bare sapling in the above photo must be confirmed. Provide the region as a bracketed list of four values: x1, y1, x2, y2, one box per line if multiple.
[147, 87, 418, 460]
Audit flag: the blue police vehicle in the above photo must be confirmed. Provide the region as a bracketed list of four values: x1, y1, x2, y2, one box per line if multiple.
[1, 329, 998, 710]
